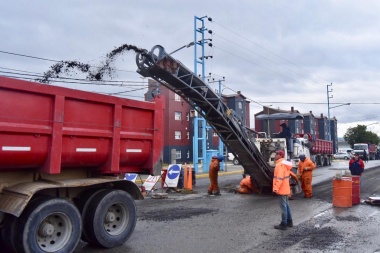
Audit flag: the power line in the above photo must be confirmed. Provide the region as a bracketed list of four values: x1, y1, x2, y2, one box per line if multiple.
[0, 70, 147, 85]
[0, 50, 136, 73]
[211, 20, 327, 84]
[0, 50, 60, 62]
[213, 33, 316, 83]
[214, 46, 299, 83]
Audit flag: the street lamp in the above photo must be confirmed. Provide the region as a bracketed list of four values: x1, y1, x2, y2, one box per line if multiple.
[328, 102, 350, 141]
[169, 41, 195, 55]
[327, 84, 333, 141]
[365, 122, 379, 127]
[329, 103, 350, 109]
[365, 122, 379, 136]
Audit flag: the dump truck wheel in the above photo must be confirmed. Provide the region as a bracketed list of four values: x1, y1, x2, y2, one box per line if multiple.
[13, 196, 82, 253]
[77, 189, 107, 243]
[1, 214, 17, 252]
[82, 189, 137, 248]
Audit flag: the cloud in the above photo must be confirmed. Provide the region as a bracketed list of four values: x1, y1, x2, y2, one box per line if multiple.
[1, 0, 380, 137]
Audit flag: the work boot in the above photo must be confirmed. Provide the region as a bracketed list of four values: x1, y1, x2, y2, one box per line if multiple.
[207, 191, 213, 195]
[214, 191, 221, 196]
[287, 220, 293, 227]
[274, 223, 287, 230]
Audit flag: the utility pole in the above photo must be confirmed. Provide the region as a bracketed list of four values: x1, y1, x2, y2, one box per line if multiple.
[192, 15, 213, 173]
[217, 79, 225, 170]
[208, 77, 226, 171]
[327, 83, 333, 141]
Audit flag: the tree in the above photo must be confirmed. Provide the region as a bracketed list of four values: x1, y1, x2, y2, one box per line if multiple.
[343, 125, 380, 148]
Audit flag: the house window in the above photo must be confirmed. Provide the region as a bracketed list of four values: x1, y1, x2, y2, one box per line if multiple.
[175, 94, 181, 101]
[187, 131, 190, 139]
[175, 131, 181, 140]
[175, 150, 181, 159]
[175, 112, 182, 120]
[238, 102, 242, 109]
[187, 150, 190, 158]
[213, 132, 218, 137]
[186, 113, 190, 121]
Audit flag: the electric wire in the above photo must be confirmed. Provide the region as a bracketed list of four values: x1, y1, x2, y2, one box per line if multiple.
[208, 19, 378, 126]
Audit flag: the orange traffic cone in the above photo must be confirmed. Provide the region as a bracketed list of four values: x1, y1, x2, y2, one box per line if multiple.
[188, 166, 193, 190]
[184, 163, 188, 189]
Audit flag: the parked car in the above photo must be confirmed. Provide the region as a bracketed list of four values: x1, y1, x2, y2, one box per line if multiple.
[333, 152, 350, 160]
[228, 153, 240, 165]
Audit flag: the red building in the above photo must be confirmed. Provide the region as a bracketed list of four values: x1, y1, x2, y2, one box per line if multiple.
[254, 106, 303, 137]
[145, 79, 191, 164]
[145, 79, 251, 164]
[255, 106, 338, 153]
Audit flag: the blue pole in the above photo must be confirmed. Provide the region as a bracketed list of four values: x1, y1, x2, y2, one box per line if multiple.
[193, 15, 208, 172]
[218, 80, 225, 170]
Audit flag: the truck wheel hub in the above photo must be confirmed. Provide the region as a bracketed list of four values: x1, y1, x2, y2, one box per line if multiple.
[105, 212, 116, 223]
[39, 222, 55, 237]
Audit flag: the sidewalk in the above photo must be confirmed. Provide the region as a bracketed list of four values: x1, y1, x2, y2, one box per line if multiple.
[134, 162, 243, 184]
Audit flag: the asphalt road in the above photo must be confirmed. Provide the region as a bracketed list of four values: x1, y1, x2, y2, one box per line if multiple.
[74, 160, 380, 253]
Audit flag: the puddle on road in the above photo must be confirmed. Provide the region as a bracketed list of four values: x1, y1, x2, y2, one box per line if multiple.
[138, 206, 216, 222]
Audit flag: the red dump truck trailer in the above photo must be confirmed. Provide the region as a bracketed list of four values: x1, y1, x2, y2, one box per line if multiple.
[293, 133, 333, 166]
[0, 77, 164, 252]
[369, 144, 377, 160]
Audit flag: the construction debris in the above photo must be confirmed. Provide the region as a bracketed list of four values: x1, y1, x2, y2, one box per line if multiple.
[151, 193, 169, 199]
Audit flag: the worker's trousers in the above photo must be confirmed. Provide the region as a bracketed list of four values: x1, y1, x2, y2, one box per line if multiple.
[280, 195, 292, 225]
[208, 167, 219, 193]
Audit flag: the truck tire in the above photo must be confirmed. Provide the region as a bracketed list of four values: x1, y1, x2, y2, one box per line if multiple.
[13, 196, 82, 253]
[233, 158, 239, 165]
[82, 189, 137, 248]
[77, 189, 107, 243]
[1, 214, 17, 252]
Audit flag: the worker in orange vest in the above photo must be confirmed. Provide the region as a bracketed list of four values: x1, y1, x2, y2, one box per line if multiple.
[235, 175, 260, 194]
[273, 150, 293, 230]
[297, 154, 316, 198]
[207, 155, 224, 196]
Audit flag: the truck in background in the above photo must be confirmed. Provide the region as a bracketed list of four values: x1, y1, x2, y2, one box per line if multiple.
[255, 133, 332, 168]
[338, 148, 354, 157]
[293, 133, 333, 166]
[0, 77, 164, 252]
[368, 144, 377, 160]
[228, 131, 332, 170]
[354, 143, 369, 161]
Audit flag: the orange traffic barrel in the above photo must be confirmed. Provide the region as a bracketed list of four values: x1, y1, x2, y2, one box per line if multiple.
[332, 177, 352, 207]
[351, 176, 361, 205]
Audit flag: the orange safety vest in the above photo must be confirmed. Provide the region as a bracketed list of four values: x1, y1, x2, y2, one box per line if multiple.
[273, 158, 292, 195]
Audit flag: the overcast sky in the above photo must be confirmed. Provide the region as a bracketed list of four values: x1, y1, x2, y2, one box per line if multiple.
[1, 1, 380, 137]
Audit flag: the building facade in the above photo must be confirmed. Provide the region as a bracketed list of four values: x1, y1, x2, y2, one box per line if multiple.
[145, 79, 250, 164]
[255, 106, 338, 153]
[145, 78, 339, 163]
[145, 79, 192, 164]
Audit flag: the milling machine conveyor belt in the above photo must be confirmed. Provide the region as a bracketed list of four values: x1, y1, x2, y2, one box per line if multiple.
[136, 45, 274, 191]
